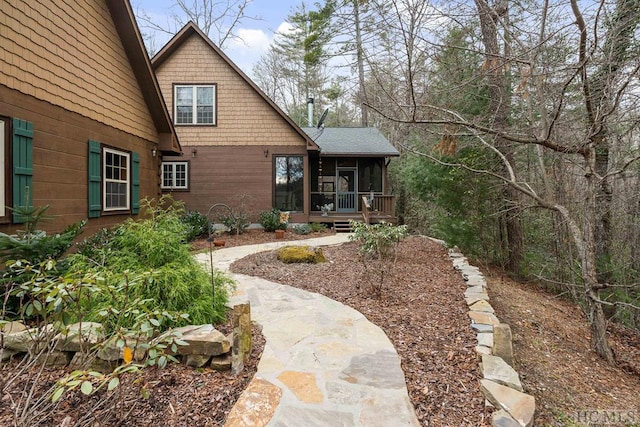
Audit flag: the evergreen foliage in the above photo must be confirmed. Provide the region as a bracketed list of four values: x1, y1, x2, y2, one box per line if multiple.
[69, 197, 232, 329]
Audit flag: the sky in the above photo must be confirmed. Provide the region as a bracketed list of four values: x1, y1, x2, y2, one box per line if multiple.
[131, 0, 301, 78]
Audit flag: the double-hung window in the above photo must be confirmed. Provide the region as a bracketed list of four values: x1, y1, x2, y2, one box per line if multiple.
[175, 85, 216, 125]
[161, 161, 189, 190]
[103, 147, 130, 211]
[88, 141, 139, 217]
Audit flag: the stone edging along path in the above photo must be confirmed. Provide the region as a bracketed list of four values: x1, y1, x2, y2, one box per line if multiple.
[439, 240, 536, 427]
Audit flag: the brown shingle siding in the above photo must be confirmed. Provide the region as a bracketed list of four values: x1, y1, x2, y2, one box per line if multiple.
[0, 0, 157, 142]
[155, 34, 306, 148]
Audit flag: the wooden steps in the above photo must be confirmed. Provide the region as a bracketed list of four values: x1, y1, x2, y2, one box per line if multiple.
[333, 219, 354, 233]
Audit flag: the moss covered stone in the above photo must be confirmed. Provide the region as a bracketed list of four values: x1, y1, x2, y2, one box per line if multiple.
[277, 246, 326, 264]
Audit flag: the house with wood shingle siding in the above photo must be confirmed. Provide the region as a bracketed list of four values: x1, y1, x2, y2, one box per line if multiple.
[153, 22, 399, 226]
[152, 22, 317, 223]
[0, 0, 180, 235]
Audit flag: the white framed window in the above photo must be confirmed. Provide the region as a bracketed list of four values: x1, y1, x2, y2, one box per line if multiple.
[161, 161, 189, 190]
[103, 147, 130, 211]
[174, 85, 216, 125]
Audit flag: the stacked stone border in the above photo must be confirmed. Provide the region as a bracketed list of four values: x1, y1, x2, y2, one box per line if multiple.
[431, 239, 536, 427]
[1, 302, 252, 375]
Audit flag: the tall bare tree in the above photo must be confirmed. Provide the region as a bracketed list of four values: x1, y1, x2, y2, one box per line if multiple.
[134, 0, 259, 54]
[365, 0, 640, 362]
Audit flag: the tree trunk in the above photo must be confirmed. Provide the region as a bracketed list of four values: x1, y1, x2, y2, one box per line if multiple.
[576, 0, 640, 282]
[554, 194, 615, 362]
[353, 0, 369, 126]
[474, 0, 524, 277]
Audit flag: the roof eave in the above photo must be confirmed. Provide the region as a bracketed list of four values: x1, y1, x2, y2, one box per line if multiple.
[106, 0, 181, 155]
[318, 152, 400, 157]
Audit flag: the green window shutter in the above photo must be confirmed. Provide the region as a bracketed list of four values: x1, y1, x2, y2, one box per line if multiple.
[88, 140, 101, 218]
[12, 118, 34, 224]
[131, 152, 140, 214]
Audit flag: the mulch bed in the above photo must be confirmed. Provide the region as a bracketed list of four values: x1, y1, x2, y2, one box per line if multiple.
[231, 235, 490, 425]
[9, 229, 637, 425]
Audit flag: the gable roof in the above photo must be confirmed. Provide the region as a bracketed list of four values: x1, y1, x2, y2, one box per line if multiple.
[106, 0, 181, 154]
[151, 21, 318, 151]
[301, 127, 400, 157]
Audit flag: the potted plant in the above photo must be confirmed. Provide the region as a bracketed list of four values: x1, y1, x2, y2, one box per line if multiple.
[275, 211, 289, 239]
[318, 203, 334, 216]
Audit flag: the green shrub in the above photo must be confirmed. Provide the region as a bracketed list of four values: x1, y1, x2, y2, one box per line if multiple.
[0, 204, 85, 264]
[350, 221, 408, 260]
[259, 208, 288, 231]
[220, 212, 250, 235]
[180, 210, 211, 242]
[349, 221, 409, 295]
[277, 246, 326, 264]
[293, 224, 312, 235]
[310, 222, 328, 233]
[69, 197, 232, 330]
[0, 204, 86, 320]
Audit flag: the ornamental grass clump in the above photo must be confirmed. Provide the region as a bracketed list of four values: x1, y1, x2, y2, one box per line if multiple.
[277, 245, 326, 264]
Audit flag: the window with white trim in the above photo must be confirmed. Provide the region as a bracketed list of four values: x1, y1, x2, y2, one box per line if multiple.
[161, 161, 189, 190]
[174, 85, 216, 125]
[103, 147, 130, 211]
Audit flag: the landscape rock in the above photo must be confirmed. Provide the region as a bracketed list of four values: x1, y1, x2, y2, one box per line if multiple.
[471, 323, 493, 333]
[481, 354, 523, 391]
[34, 350, 72, 366]
[69, 352, 118, 373]
[493, 323, 515, 367]
[224, 378, 282, 427]
[184, 354, 211, 368]
[232, 303, 251, 374]
[1, 321, 27, 334]
[469, 311, 500, 326]
[96, 335, 147, 361]
[475, 345, 492, 355]
[469, 300, 495, 313]
[492, 409, 522, 427]
[477, 332, 494, 348]
[1, 348, 22, 362]
[3, 325, 55, 353]
[480, 379, 535, 427]
[211, 354, 232, 371]
[179, 324, 230, 356]
[55, 322, 104, 352]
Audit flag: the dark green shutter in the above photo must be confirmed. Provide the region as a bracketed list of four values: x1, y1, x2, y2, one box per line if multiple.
[12, 118, 34, 223]
[131, 152, 140, 214]
[88, 140, 101, 218]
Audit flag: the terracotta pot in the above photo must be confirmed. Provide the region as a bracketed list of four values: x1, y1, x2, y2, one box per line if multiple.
[275, 229, 285, 239]
[213, 239, 226, 247]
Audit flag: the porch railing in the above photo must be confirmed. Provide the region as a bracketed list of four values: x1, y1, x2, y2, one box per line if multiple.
[311, 192, 395, 217]
[368, 195, 395, 217]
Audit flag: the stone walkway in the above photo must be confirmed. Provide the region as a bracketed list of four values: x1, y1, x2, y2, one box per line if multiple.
[195, 235, 420, 426]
